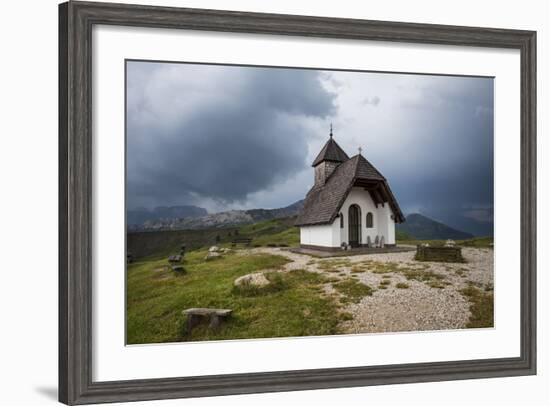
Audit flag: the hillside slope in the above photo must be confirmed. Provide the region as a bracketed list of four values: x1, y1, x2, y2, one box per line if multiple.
[397, 213, 473, 240]
[127, 217, 299, 259]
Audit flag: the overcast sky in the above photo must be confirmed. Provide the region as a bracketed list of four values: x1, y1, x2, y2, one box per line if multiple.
[126, 61, 494, 235]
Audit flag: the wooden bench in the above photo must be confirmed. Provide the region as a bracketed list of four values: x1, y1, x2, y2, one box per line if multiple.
[182, 308, 232, 334]
[168, 254, 183, 263]
[231, 237, 252, 247]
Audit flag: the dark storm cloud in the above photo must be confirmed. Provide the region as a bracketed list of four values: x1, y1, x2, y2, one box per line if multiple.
[127, 64, 494, 236]
[126, 62, 336, 209]
[378, 76, 494, 235]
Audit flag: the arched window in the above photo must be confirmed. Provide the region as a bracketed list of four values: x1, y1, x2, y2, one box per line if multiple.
[340, 213, 344, 228]
[366, 212, 373, 228]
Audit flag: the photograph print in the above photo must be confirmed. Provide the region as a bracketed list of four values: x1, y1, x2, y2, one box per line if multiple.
[126, 60, 494, 345]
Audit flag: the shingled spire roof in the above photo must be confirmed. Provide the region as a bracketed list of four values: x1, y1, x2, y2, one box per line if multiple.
[296, 152, 405, 227]
[311, 133, 349, 167]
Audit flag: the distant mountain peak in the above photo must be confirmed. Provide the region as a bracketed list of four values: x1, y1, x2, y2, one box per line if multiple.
[397, 213, 473, 240]
[128, 200, 305, 231]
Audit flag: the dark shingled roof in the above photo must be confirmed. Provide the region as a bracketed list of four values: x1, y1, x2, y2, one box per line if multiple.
[295, 154, 405, 226]
[311, 137, 350, 167]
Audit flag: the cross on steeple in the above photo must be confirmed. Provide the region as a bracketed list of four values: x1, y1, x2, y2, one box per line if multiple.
[358, 146, 363, 155]
[329, 123, 333, 138]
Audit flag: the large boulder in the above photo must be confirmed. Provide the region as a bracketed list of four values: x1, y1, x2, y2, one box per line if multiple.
[234, 272, 270, 288]
[209, 246, 220, 253]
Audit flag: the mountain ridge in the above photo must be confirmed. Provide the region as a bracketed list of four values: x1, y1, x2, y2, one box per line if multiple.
[128, 203, 477, 241]
[397, 213, 474, 240]
[128, 200, 304, 231]
[127, 205, 208, 226]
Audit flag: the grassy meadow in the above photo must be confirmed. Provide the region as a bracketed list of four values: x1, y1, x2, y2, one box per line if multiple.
[127, 249, 339, 344]
[126, 217, 493, 344]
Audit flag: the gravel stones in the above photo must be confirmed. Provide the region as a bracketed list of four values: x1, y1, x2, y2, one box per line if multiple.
[244, 246, 493, 334]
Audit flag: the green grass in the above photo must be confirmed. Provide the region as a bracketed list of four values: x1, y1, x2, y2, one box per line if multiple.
[340, 312, 354, 321]
[250, 227, 299, 247]
[368, 261, 402, 274]
[317, 259, 352, 272]
[460, 286, 494, 328]
[127, 228, 239, 260]
[333, 279, 374, 303]
[395, 229, 412, 240]
[455, 268, 468, 277]
[457, 237, 494, 248]
[239, 218, 299, 247]
[395, 282, 409, 289]
[352, 260, 448, 290]
[402, 269, 445, 283]
[128, 217, 300, 260]
[127, 250, 340, 344]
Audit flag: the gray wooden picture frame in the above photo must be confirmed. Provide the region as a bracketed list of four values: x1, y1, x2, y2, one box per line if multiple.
[59, 1, 537, 404]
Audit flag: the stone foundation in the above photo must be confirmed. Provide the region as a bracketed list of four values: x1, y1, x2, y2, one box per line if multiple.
[300, 243, 397, 252]
[415, 245, 464, 262]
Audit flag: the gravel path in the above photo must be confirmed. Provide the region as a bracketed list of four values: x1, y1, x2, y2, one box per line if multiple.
[244, 246, 494, 333]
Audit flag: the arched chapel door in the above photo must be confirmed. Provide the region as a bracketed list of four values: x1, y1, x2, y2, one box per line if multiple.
[348, 204, 361, 247]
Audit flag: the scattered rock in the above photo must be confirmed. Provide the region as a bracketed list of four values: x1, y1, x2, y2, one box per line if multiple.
[209, 246, 220, 253]
[205, 252, 221, 261]
[234, 272, 270, 288]
[444, 239, 456, 247]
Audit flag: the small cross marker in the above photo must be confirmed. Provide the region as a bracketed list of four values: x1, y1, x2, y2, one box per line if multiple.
[358, 146, 362, 155]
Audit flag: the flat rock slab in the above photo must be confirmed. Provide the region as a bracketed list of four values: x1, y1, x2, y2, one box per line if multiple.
[182, 308, 232, 316]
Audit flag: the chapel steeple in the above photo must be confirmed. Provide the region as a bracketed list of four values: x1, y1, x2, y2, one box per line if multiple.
[312, 126, 349, 187]
[311, 126, 349, 167]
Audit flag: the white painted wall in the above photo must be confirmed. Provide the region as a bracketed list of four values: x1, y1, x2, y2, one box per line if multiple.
[300, 220, 340, 247]
[338, 187, 396, 246]
[301, 187, 397, 247]
[376, 204, 396, 245]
